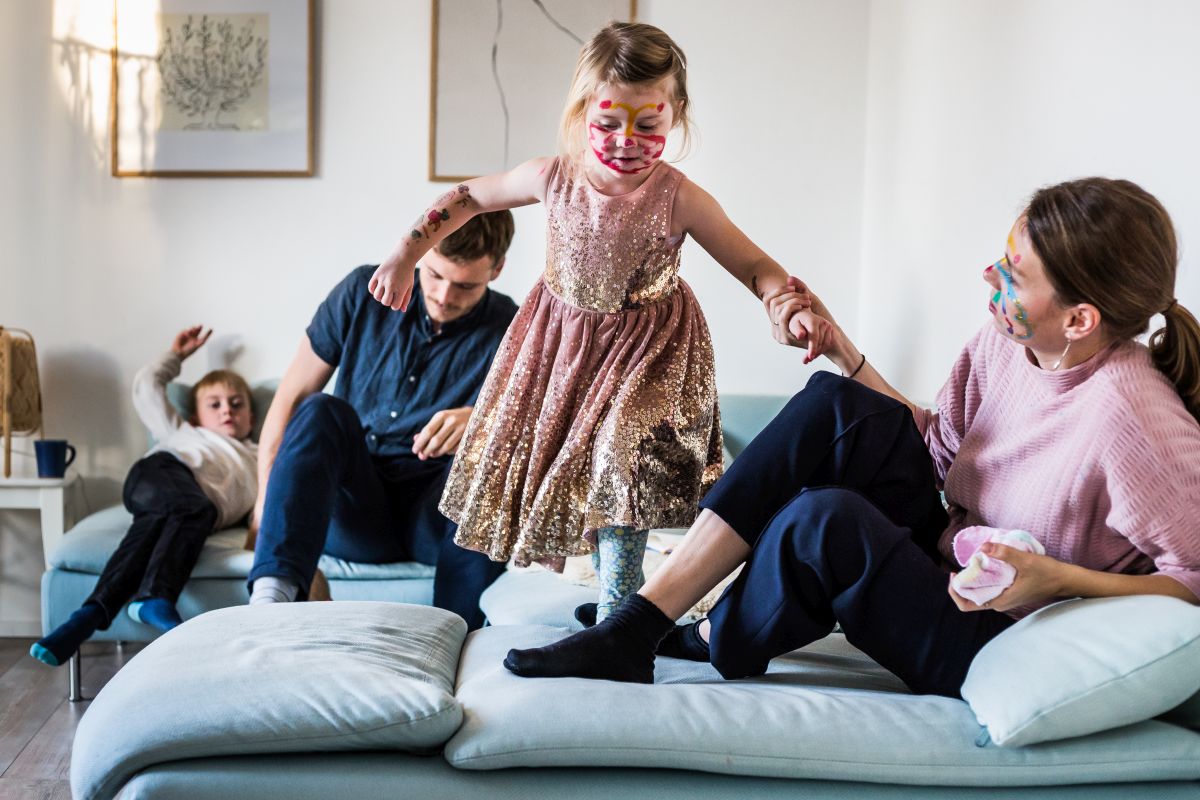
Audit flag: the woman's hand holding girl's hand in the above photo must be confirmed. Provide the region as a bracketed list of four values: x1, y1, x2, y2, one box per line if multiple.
[763, 280, 840, 364]
[947, 543, 1068, 613]
[368, 250, 415, 311]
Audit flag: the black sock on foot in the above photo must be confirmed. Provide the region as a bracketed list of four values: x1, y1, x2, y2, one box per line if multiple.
[505, 594, 674, 683]
[30, 603, 106, 666]
[656, 620, 711, 662]
[574, 602, 597, 628]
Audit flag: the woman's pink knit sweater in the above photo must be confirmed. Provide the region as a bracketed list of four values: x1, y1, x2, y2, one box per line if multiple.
[914, 324, 1200, 605]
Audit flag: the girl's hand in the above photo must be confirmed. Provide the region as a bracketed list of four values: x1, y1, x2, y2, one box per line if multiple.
[368, 253, 415, 311]
[947, 543, 1068, 613]
[762, 283, 809, 342]
[171, 325, 212, 359]
[763, 285, 837, 364]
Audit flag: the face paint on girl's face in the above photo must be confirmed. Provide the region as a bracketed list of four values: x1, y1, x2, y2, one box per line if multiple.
[986, 258, 1034, 339]
[587, 98, 668, 174]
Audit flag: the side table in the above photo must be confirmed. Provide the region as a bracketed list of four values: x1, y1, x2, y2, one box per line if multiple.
[0, 473, 80, 568]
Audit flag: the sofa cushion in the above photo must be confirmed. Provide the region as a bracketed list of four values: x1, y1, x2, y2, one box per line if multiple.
[443, 625, 1200, 785]
[71, 602, 466, 800]
[481, 537, 741, 629]
[52, 506, 435, 581]
[961, 595, 1200, 747]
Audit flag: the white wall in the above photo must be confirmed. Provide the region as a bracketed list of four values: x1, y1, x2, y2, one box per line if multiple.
[0, 0, 869, 629]
[4, 0, 1197, 630]
[1, 0, 872, 487]
[859, 0, 1200, 401]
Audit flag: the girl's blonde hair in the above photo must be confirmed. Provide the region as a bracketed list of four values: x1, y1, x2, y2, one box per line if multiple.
[558, 22, 692, 172]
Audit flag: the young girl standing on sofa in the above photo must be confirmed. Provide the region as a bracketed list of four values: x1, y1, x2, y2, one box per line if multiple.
[31, 326, 258, 666]
[368, 22, 832, 623]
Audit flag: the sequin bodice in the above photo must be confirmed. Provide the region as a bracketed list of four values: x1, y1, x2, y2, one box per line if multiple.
[543, 160, 685, 313]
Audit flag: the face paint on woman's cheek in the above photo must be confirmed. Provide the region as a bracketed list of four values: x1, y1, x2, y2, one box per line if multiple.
[990, 259, 1034, 339]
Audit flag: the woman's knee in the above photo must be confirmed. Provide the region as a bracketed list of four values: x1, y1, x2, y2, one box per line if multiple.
[770, 487, 903, 563]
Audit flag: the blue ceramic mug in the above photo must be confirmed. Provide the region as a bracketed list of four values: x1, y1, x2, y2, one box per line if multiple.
[34, 440, 76, 479]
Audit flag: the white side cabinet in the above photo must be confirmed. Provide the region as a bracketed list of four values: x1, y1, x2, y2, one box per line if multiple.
[0, 474, 79, 568]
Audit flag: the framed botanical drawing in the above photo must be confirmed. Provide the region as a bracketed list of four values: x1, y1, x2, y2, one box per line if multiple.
[429, 0, 636, 182]
[111, 0, 314, 177]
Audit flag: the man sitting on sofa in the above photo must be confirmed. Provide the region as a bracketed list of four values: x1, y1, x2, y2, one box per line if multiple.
[246, 211, 519, 630]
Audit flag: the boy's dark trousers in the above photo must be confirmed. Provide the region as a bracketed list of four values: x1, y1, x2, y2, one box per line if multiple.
[86, 451, 218, 626]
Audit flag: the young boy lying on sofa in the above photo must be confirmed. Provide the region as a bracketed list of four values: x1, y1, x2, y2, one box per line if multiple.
[31, 326, 258, 666]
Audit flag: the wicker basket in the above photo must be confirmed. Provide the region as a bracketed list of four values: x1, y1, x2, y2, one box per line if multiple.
[0, 326, 43, 478]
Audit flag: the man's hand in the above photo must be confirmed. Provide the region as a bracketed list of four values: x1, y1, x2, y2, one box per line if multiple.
[413, 407, 473, 460]
[171, 325, 212, 360]
[947, 544, 1068, 613]
[244, 496, 264, 550]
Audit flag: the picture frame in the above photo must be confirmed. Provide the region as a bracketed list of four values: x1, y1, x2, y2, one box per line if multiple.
[111, 0, 314, 178]
[429, 0, 636, 182]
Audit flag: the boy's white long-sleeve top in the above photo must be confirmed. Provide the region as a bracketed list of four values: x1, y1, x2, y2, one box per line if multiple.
[132, 351, 258, 530]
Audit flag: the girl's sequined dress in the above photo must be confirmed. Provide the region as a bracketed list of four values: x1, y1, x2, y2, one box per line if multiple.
[441, 158, 722, 568]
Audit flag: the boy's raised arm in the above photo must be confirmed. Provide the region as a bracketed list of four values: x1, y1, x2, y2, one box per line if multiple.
[131, 326, 212, 443]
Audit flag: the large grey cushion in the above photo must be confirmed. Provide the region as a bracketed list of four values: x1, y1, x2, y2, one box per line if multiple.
[72, 602, 466, 800]
[479, 569, 598, 630]
[443, 625, 1200, 785]
[961, 596, 1200, 747]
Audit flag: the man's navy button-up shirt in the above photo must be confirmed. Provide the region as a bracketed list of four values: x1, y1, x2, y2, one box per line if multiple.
[306, 265, 518, 478]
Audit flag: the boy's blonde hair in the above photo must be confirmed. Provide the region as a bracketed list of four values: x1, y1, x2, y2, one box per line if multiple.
[558, 22, 693, 173]
[191, 370, 253, 415]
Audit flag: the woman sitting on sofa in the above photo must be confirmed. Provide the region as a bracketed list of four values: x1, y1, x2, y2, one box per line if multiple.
[504, 176, 1200, 696]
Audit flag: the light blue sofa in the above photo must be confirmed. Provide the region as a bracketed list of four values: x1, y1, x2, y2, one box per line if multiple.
[41, 392, 790, 698]
[69, 599, 1200, 799]
[58, 387, 1200, 799]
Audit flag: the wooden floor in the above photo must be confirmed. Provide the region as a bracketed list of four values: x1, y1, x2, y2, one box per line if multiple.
[0, 639, 141, 800]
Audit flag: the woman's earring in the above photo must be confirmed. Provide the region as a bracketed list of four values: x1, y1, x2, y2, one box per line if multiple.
[1051, 339, 1073, 371]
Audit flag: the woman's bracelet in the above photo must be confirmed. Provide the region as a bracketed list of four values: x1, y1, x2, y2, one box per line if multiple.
[845, 353, 867, 379]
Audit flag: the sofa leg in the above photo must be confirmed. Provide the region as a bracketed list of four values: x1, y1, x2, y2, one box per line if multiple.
[69, 652, 83, 702]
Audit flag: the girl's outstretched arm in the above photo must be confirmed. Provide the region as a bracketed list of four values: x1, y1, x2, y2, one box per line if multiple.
[369, 156, 556, 310]
[674, 178, 802, 305]
[674, 178, 831, 360]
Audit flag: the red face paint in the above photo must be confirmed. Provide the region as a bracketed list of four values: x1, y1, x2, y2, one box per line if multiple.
[588, 99, 668, 174]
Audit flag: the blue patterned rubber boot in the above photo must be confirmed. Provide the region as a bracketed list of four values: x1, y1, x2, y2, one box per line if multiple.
[594, 527, 649, 623]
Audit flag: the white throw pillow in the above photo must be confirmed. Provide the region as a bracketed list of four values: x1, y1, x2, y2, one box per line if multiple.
[961, 595, 1200, 747]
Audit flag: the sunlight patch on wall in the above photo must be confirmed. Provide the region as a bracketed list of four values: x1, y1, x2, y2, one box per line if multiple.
[52, 0, 165, 171]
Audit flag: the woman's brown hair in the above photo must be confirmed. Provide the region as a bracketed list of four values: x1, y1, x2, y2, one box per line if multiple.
[1025, 177, 1200, 422]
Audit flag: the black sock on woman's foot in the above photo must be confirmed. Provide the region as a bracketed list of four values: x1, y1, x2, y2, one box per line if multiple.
[574, 602, 597, 628]
[30, 603, 106, 666]
[505, 594, 674, 682]
[656, 620, 711, 662]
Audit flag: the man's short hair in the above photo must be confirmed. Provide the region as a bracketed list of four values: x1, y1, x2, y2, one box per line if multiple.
[435, 210, 515, 266]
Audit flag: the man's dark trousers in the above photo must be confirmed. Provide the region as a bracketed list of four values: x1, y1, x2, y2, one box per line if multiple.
[249, 394, 506, 630]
